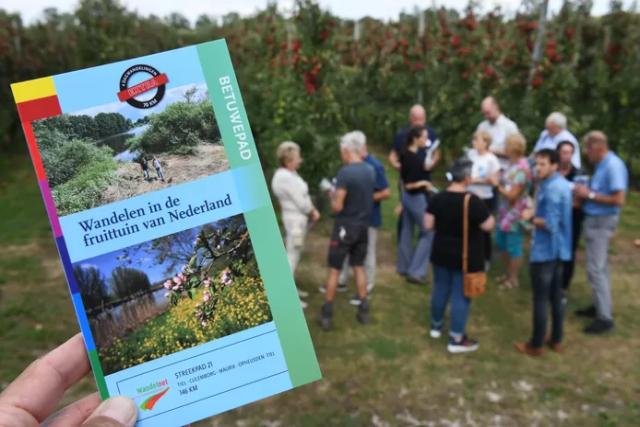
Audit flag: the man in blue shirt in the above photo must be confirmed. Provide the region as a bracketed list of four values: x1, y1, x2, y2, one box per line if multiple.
[338, 136, 391, 305]
[573, 131, 628, 334]
[516, 149, 572, 356]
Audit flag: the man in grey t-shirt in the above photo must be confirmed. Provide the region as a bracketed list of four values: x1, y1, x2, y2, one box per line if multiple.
[334, 160, 375, 225]
[320, 131, 375, 331]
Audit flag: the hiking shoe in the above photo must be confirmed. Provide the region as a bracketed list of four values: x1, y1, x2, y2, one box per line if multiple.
[429, 329, 442, 339]
[447, 336, 479, 354]
[575, 305, 597, 318]
[319, 315, 332, 331]
[356, 299, 370, 325]
[584, 319, 614, 335]
[514, 342, 544, 357]
[319, 303, 333, 331]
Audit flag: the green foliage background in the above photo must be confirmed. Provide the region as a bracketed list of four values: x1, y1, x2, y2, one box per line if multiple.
[33, 113, 125, 215]
[2, 0, 640, 188]
[129, 99, 220, 154]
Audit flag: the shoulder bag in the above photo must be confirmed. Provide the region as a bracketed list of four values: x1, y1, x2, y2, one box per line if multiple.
[463, 193, 487, 298]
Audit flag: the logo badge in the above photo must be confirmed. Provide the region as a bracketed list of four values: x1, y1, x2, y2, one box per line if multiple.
[117, 64, 168, 109]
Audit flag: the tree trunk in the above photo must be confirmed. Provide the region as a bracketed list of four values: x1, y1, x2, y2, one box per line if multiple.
[527, 0, 550, 90]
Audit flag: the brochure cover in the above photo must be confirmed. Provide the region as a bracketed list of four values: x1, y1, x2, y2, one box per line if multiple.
[11, 39, 321, 426]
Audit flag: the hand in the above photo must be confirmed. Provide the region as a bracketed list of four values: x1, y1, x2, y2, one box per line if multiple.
[422, 181, 433, 191]
[573, 184, 590, 199]
[572, 196, 582, 209]
[532, 217, 545, 229]
[521, 208, 535, 222]
[310, 208, 320, 223]
[0, 334, 137, 427]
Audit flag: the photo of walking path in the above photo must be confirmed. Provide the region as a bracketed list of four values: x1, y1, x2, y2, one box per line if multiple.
[102, 144, 228, 205]
[32, 84, 228, 216]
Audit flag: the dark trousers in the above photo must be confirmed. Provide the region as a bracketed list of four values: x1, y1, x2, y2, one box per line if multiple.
[562, 208, 584, 290]
[530, 261, 564, 348]
[481, 196, 496, 263]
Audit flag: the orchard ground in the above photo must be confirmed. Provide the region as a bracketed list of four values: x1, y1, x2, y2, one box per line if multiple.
[0, 149, 639, 426]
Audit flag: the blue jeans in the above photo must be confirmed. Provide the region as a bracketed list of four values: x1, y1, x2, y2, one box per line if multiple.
[430, 265, 471, 338]
[530, 261, 564, 347]
[397, 191, 433, 279]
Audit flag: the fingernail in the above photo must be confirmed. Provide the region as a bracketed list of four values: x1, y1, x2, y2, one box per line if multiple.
[91, 396, 137, 426]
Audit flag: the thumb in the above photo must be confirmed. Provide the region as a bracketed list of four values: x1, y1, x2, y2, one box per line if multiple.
[81, 396, 137, 427]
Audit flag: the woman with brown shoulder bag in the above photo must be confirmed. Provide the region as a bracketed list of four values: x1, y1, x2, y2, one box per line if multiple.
[425, 158, 495, 354]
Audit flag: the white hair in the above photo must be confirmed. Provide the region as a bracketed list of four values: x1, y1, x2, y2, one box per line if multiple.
[340, 130, 366, 153]
[546, 112, 567, 129]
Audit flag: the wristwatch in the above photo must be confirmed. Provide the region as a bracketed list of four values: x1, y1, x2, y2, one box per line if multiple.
[588, 191, 596, 200]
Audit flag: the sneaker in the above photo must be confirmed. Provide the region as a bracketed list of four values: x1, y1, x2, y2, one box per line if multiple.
[575, 305, 597, 318]
[447, 335, 479, 354]
[356, 299, 370, 325]
[429, 329, 442, 339]
[584, 319, 614, 335]
[349, 293, 362, 306]
[514, 342, 544, 357]
[297, 288, 309, 298]
[319, 303, 333, 331]
[318, 284, 348, 294]
[406, 276, 427, 285]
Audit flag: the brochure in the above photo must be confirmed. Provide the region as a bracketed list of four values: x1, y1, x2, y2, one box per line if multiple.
[11, 39, 321, 426]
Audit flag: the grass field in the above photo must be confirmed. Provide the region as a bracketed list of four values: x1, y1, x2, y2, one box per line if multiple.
[1, 147, 639, 426]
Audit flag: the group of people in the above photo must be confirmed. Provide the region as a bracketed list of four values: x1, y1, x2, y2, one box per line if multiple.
[270, 98, 629, 356]
[137, 155, 165, 182]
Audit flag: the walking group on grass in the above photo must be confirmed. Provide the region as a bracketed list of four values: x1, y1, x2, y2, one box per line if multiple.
[271, 97, 629, 355]
[137, 154, 165, 182]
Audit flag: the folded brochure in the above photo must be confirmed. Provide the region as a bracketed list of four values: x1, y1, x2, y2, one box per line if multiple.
[11, 39, 321, 426]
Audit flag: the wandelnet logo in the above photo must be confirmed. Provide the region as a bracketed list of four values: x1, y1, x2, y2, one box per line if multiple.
[135, 378, 170, 411]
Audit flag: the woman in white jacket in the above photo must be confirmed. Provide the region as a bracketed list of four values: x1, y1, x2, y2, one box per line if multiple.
[271, 141, 320, 308]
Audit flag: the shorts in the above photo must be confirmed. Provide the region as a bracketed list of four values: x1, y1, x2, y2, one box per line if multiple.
[495, 229, 523, 258]
[328, 222, 369, 269]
